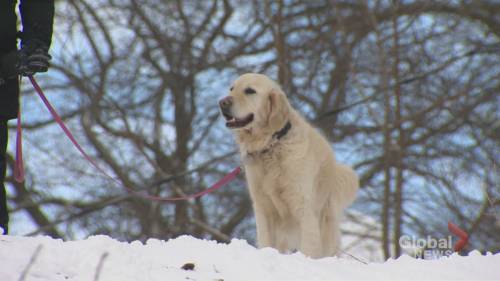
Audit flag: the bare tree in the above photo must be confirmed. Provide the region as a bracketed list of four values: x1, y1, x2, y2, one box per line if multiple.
[244, 0, 499, 257]
[5, 0, 499, 258]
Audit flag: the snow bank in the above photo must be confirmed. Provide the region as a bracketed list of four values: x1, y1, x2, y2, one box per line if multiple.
[0, 235, 498, 281]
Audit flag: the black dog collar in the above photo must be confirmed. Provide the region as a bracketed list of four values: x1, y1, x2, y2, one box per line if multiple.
[246, 121, 292, 157]
[272, 121, 292, 140]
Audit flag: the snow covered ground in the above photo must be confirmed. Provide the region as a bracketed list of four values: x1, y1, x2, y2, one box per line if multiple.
[1, 235, 498, 281]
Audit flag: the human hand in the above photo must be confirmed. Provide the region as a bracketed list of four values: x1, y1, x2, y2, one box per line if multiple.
[18, 46, 52, 77]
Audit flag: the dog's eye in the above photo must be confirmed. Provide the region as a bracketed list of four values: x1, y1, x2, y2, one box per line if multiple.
[244, 87, 256, 95]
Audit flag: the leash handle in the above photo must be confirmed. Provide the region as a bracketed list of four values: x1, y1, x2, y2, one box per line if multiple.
[25, 75, 241, 201]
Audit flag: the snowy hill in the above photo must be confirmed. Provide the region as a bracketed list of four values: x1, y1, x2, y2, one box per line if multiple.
[1, 235, 498, 281]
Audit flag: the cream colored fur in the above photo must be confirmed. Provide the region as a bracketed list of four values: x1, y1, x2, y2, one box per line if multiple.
[223, 73, 359, 258]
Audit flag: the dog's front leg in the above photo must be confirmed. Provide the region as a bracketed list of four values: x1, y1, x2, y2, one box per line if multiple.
[299, 207, 322, 258]
[253, 201, 274, 248]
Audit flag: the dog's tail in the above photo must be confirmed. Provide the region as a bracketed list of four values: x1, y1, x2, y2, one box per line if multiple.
[334, 164, 359, 209]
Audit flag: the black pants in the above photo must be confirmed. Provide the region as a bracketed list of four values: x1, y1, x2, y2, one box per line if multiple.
[0, 120, 8, 234]
[0, 59, 20, 235]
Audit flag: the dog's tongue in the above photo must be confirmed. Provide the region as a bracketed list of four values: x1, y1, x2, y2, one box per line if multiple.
[226, 117, 242, 128]
[225, 114, 254, 128]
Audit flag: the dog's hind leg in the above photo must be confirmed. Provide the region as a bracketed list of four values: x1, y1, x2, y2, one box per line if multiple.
[317, 162, 356, 257]
[333, 164, 359, 209]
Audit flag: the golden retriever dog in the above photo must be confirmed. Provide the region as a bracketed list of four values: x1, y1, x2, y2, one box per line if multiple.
[219, 73, 359, 258]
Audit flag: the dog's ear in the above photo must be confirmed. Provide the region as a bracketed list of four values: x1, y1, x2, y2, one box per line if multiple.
[267, 88, 289, 131]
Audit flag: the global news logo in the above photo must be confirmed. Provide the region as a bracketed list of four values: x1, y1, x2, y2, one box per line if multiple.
[399, 222, 469, 259]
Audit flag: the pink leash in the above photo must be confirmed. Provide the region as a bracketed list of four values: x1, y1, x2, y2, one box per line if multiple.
[14, 76, 241, 201]
[14, 110, 24, 182]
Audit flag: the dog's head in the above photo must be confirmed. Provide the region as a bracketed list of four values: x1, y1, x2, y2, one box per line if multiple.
[219, 73, 290, 135]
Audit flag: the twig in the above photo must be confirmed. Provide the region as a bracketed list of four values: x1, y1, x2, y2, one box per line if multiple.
[172, 184, 231, 243]
[339, 249, 369, 265]
[315, 45, 486, 122]
[191, 218, 231, 243]
[93, 252, 109, 281]
[148, 150, 238, 188]
[18, 244, 43, 281]
[27, 195, 130, 236]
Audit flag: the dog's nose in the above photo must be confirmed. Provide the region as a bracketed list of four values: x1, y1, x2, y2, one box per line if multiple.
[219, 96, 233, 109]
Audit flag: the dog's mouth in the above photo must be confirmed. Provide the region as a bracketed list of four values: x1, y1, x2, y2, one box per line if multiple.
[222, 112, 254, 129]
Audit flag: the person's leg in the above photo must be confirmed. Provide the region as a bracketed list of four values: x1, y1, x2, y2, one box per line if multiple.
[0, 0, 20, 235]
[0, 120, 8, 234]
